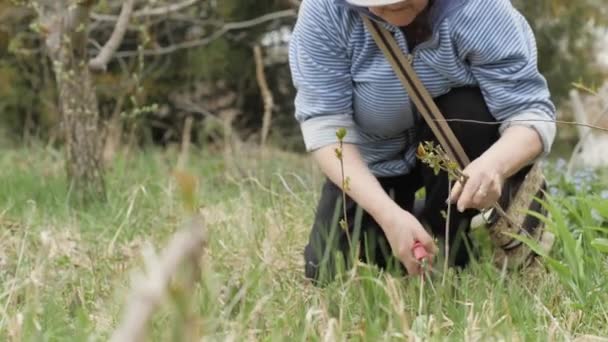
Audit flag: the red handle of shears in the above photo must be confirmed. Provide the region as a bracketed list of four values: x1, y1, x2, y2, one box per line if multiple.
[413, 241, 429, 263]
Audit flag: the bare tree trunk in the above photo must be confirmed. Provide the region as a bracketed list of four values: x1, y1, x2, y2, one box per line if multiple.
[42, 0, 106, 202]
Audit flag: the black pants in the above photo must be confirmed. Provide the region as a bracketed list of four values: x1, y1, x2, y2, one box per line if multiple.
[304, 87, 514, 284]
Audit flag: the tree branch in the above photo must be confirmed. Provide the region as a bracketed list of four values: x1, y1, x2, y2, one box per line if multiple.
[113, 9, 297, 58]
[91, 0, 200, 22]
[89, 0, 136, 71]
[254, 45, 274, 147]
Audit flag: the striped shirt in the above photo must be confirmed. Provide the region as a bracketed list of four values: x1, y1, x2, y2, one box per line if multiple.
[289, 0, 557, 177]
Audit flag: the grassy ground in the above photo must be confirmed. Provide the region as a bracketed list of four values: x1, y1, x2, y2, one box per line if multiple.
[0, 144, 607, 341]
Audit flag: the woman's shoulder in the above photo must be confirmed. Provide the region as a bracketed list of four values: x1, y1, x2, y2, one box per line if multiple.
[448, 0, 520, 27]
[442, 0, 533, 61]
[445, 0, 527, 46]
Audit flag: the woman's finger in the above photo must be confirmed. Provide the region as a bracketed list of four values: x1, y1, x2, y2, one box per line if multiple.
[473, 175, 502, 209]
[449, 180, 464, 204]
[472, 181, 489, 209]
[457, 175, 481, 212]
[415, 227, 439, 256]
[492, 173, 503, 199]
[402, 253, 421, 276]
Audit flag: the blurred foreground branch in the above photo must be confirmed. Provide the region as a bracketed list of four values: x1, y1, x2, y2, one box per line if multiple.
[111, 215, 208, 342]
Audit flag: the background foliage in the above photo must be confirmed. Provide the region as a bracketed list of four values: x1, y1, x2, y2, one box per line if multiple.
[513, 0, 608, 99]
[0, 0, 606, 150]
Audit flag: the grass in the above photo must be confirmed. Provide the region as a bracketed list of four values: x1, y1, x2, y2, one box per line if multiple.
[0, 144, 607, 341]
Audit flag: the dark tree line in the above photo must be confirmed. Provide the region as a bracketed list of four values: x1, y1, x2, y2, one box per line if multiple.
[0, 0, 606, 201]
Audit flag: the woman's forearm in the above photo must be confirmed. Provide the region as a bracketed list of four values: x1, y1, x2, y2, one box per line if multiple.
[480, 125, 544, 179]
[312, 144, 401, 221]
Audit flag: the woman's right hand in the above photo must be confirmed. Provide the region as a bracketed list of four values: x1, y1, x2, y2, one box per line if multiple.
[376, 206, 437, 275]
[311, 143, 436, 275]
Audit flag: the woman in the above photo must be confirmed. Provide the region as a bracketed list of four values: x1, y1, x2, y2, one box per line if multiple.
[289, 0, 556, 283]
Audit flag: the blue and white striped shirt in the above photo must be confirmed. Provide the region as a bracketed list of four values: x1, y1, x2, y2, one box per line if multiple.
[289, 0, 557, 177]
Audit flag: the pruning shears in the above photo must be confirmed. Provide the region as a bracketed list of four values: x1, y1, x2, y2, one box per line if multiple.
[413, 241, 430, 273]
[413, 241, 431, 316]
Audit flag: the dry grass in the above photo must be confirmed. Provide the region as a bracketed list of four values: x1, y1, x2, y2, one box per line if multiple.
[0, 144, 607, 340]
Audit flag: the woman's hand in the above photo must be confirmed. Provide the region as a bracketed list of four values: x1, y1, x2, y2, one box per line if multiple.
[448, 126, 545, 213]
[449, 155, 505, 212]
[376, 206, 437, 275]
[312, 143, 438, 275]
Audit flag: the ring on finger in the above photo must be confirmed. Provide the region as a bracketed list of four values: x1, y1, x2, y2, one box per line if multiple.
[476, 187, 488, 197]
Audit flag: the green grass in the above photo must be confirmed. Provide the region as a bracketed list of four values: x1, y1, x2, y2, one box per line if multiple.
[0, 145, 607, 341]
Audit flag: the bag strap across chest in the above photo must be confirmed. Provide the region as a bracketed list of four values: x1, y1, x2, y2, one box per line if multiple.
[361, 16, 471, 168]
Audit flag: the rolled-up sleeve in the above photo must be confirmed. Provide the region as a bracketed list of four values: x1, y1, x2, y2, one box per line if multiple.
[289, 0, 360, 151]
[452, 0, 557, 156]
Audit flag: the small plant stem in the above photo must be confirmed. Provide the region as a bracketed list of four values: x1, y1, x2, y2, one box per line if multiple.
[335, 129, 353, 254]
[339, 139, 349, 233]
[418, 267, 425, 316]
[442, 181, 452, 287]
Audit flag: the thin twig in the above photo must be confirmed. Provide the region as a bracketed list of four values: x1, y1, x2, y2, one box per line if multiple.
[418, 269, 425, 316]
[433, 118, 608, 133]
[442, 181, 452, 287]
[254, 45, 275, 147]
[337, 138, 350, 236]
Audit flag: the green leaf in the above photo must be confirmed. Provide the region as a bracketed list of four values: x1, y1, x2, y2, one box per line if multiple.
[334, 148, 342, 160]
[336, 128, 347, 141]
[591, 238, 608, 254]
[585, 226, 608, 234]
[503, 231, 571, 277]
[586, 198, 608, 219]
[433, 164, 441, 175]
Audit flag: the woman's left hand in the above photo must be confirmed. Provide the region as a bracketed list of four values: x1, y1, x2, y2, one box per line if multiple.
[449, 156, 505, 212]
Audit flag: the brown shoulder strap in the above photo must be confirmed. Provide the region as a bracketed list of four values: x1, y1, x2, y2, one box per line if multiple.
[361, 16, 471, 168]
